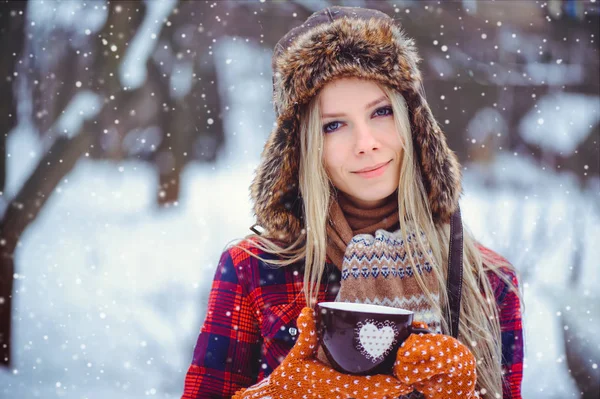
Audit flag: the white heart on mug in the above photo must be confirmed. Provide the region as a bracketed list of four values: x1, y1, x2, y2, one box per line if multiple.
[354, 319, 399, 363]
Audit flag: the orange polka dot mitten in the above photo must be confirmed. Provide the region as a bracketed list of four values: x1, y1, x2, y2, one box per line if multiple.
[232, 307, 415, 399]
[233, 308, 477, 399]
[393, 322, 478, 399]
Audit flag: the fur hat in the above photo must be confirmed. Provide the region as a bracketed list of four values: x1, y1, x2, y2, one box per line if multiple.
[251, 6, 462, 240]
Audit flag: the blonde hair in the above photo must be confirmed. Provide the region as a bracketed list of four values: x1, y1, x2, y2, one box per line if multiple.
[238, 82, 521, 398]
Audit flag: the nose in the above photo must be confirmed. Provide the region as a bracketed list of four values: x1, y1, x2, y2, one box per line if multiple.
[353, 122, 380, 155]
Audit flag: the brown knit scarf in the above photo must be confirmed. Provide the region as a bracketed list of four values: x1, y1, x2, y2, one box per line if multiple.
[325, 192, 442, 333]
[326, 192, 400, 268]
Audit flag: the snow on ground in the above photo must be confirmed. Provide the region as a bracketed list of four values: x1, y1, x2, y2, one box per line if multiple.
[0, 156, 257, 399]
[463, 154, 599, 398]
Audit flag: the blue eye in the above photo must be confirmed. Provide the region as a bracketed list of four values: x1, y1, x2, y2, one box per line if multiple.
[323, 121, 342, 133]
[322, 106, 392, 134]
[374, 106, 393, 117]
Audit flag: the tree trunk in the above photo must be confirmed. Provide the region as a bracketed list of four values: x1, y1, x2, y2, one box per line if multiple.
[0, 122, 94, 366]
[0, 0, 27, 194]
[0, 0, 148, 368]
[0, 0, 28, 368]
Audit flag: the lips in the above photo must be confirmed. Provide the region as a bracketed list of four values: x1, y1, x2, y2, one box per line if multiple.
[353, 160, 392, 174]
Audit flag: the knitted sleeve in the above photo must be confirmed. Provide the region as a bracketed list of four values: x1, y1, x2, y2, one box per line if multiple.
[182, 248, 262, 399]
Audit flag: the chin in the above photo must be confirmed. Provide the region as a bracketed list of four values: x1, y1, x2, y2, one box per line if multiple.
[366, 185, 398, 200]
[352, 188, 397, 203]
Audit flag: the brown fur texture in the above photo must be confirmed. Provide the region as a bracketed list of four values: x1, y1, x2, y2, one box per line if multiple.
[250, 6, 462, 241]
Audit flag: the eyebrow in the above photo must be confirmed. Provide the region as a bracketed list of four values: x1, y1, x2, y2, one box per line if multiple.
[321, 96, 388, 119]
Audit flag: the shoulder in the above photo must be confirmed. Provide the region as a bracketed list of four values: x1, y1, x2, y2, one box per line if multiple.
[218, 237, 270, 279]
[221, 237, 301, 290]
[224, 237, 267, 264]
[209, 238, 266, 290]
[223, 237, 285, 269]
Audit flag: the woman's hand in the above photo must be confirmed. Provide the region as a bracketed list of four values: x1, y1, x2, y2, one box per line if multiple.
[393, 324, 477, 399]
[233, 307, 414, 399]
[233, 307, 477, 399]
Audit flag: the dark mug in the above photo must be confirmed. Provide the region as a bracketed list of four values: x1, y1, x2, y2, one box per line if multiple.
[317, 302, 430, 375]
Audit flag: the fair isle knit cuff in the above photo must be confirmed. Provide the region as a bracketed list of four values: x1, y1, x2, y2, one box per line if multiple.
[336, 228, 443, 333]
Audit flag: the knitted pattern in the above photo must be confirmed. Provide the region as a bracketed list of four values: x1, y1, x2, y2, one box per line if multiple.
[232, 308, 476, 399]
[337, 228, 443, 333]
[395, 321, 477, 398]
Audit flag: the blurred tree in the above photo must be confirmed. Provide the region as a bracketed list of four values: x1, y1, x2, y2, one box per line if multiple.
[0, 0, 149, 368]
[0, 0, 27, 367]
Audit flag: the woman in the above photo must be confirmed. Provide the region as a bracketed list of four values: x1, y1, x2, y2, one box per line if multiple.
[182, 6, 523, 399]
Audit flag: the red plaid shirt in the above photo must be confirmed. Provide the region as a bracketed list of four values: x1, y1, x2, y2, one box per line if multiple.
[182, 239, 523, 398]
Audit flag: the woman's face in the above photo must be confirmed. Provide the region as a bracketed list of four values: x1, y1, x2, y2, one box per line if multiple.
[320, 78, 404, 209]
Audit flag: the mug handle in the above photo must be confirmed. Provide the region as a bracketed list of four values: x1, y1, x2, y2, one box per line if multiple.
[409, 326, 431, 335]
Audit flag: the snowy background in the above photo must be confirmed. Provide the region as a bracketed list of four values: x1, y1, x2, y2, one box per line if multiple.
[0, 1, 598, 398]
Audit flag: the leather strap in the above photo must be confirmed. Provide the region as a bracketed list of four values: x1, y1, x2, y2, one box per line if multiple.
[446, 205, 464, 339]
[398, 207, 463, 399]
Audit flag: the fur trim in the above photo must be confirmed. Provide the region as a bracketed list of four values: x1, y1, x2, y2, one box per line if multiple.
[251, 6, 462, 241]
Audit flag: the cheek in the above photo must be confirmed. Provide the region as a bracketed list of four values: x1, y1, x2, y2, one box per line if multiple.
[322, 140, 347, 180]
[323, 139, 339, 167]
[383, 120, 402, 143]
[383, 125, 403, 153]
[392, 137, 404, 154]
